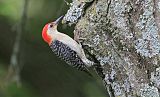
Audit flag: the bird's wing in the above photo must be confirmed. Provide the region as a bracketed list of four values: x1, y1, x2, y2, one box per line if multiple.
[50, 40, 88, 71]
[55, 33, 86, 59]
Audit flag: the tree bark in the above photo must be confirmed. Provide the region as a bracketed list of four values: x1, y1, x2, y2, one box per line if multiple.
[64, 0, 160, 97]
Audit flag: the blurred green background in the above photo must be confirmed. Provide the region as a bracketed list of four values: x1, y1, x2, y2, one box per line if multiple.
[0, 0, 107, 97]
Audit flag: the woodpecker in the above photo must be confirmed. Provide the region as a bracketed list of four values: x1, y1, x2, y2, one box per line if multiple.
[42, 16, 95, 75]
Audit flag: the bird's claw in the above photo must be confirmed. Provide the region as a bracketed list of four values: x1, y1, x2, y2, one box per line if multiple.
[74, 31, 86, 43]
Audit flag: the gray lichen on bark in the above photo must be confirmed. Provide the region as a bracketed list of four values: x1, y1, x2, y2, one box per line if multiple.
[64, 0, 160, 97]
[63, 0, 94, 24]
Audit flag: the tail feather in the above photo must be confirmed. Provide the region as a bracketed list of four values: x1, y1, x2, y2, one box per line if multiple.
[83, 66, 93, 77]
[93, 63, 105, 79]
[83, 69, 93, 77]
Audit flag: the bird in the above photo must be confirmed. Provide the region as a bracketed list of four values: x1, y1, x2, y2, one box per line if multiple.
[42, 16, 95, 76]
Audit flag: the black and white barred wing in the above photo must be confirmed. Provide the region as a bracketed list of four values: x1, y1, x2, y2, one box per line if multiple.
[50, 40, 87, 71]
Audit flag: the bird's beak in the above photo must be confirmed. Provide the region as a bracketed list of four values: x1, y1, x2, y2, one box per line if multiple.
[54, 16, 64, 25]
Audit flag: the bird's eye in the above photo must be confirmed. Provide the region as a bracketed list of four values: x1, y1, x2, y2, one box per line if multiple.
[49, 24, 53, 28]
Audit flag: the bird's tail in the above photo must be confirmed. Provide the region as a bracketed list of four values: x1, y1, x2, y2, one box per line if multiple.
[83, 68, 93, 77]
[93, 63, 105, 79]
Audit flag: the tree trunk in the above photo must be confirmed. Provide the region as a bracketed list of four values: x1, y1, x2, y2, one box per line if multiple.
[63, 0, 160, 97]
[7, 0, 28, 86]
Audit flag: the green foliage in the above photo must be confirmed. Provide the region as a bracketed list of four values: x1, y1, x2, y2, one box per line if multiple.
[5, 83, 37, 97]
[0, 62, 38, 97]
[0, 0, 22, 21]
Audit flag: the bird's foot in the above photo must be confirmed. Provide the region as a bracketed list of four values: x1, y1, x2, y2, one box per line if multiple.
[74, 31, 86, 44]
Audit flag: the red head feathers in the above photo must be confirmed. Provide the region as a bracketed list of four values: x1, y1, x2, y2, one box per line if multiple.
[42, 16, 63, 45]
[42, 23, 52, 44]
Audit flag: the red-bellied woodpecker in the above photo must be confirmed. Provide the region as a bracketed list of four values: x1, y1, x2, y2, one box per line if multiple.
[42, 16, 95, 75]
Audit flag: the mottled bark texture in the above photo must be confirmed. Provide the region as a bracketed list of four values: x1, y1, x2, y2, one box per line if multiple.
[63, 0, 160, 97]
